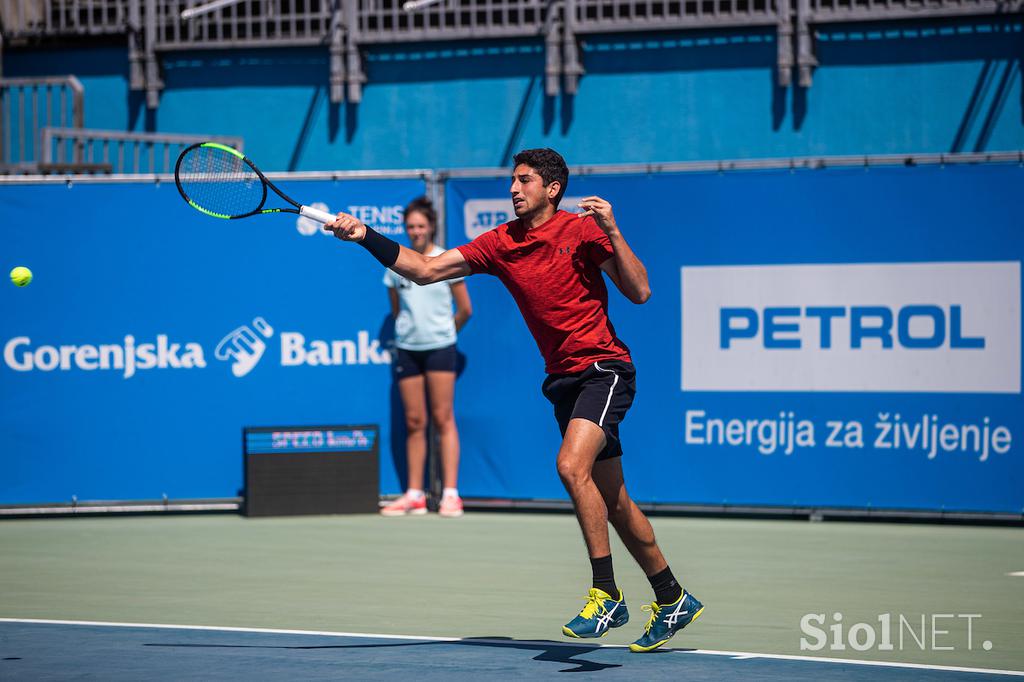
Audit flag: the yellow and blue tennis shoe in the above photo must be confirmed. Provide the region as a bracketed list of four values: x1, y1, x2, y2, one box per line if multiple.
[562, 588, 629, 638]
[629, 590, 704, 652]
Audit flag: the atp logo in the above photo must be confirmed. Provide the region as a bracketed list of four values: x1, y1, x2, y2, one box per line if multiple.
[464, 199, 512, 240]
[216, 317, 274, 377]
[464, 197, 586, 239]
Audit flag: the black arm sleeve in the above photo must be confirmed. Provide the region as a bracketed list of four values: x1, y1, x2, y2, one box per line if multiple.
[358, 226, 401, 268]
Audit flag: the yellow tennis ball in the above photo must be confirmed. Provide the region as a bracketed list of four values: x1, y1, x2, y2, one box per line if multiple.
[10, 266, 32, 287]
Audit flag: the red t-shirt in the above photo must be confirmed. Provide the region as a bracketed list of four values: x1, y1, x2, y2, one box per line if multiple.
[456, 210, 632, 374]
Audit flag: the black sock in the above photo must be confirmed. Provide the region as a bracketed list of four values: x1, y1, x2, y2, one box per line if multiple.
[590, 555, 618, 598]
[648, 566, 683, 605]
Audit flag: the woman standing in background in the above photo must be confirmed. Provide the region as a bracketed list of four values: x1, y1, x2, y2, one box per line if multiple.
[381, 197, 472, 517]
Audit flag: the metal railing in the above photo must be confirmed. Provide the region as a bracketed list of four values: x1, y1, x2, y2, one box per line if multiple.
[0, 147, 1018, 183]
[0, 76, 244, 174]
[356, 0, 549, 41]
[0, 76, 84, 169]
[792, 0, 1021, 85]
[39, 127, 244, 173]
[154, 0, 335, 48]
[0, 0, 128, 36]
[573, 0, 779, 30]
[808, 0, 1019, 22]
[2, 0, 1020, 108]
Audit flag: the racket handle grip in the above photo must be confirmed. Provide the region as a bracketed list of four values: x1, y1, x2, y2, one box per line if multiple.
[300, 205, 337, 224]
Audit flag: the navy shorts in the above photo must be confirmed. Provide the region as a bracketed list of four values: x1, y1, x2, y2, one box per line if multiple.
[541, 359, 637, 460]
[393, 344, 457, 378]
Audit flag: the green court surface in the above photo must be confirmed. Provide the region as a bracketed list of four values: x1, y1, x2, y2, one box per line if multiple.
[1, 512, 1022, 674]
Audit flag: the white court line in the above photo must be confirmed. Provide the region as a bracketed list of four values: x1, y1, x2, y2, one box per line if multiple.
[1, 618, 1022, 677]
[1007, 571, 1024, 577]
[686, 648, 1024, 676]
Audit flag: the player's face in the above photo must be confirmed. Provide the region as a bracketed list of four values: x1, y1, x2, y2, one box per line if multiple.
[405, 210, 434, 251]
[510, 164, 559, 218]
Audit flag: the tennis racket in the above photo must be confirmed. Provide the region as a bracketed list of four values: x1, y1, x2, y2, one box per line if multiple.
[174, 142, 337, 224]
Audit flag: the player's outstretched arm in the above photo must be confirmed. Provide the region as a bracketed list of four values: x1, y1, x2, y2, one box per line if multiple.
[325, 212, 471, 284]
[578, 196, 652, 304]
[392, 243, 471, 284]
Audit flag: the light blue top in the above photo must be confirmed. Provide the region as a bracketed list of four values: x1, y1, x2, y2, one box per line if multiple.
[383, 245, 464, 351]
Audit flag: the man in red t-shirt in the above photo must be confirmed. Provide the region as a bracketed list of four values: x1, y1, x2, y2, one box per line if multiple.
[325, 148, 704, 652]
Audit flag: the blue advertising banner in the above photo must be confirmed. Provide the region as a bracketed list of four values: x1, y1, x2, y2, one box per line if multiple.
[446, 164, 1023, 513]
[1, 177, 425, 504]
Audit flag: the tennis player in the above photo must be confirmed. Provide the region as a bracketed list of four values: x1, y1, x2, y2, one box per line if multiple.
[325, 148, 703, 652]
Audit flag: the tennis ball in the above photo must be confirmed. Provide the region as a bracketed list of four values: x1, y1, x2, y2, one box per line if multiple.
[10, 266, 32, 287]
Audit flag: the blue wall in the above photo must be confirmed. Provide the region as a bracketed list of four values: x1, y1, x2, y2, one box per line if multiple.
[446, 164, 1023, 513]
[2, 18, 1022, 512]
[0, 177, 422, 504]
[4, 19, 1022, 170]
[1, 164, 1020, 511]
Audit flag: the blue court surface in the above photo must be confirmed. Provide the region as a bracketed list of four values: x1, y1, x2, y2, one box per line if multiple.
[2, 620, 1022, 681]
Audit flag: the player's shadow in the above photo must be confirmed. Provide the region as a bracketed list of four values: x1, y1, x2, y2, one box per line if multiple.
[145, 636, 649, 673]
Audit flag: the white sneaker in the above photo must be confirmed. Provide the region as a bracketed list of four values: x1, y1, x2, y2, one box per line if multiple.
[438, 495, 464, 517]
[380, 494, 427, 516]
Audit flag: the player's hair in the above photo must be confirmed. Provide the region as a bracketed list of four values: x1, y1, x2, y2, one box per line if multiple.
[404, 196, 437, 232]
[513, 148, 568, 207]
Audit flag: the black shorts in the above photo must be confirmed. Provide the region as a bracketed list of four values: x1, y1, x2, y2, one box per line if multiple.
[393, 344, 457, 378]
[541, 359, 637, 460]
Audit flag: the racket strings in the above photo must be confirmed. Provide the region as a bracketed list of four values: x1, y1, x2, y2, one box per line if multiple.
[178, 146, 264, 218]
